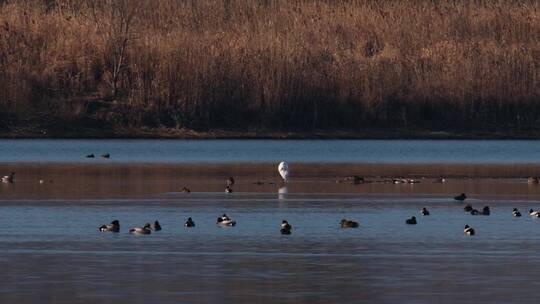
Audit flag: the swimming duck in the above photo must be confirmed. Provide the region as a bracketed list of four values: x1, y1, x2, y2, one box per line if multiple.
[405, 216, 417, 225]
[464, 204, 473, 212]
[129, 223, 152, 235]
[1, 172, 15, 183]
[512, 208, 522, 217]
[470, 209, 479, 215]
[340, 219, 359, 228]
[217, 214, 236, 226]
[181, 187, 191, 193]
[421, 207, 430, 216]
[152, 221, 162, 231]
[185, 217, 195, 227]
[529, 209, 540, 217]
[101, 153, 110, 158]
[86, 154, 95, 158]
[464, 225, 475, 236]
[99, 220, 120, 232]
[226, 177, 235, 186]
[225, 186, 233, 193]
[481, 206, 490, 216]
[280, 220, 292, 234]
[454, 193, 467, 201]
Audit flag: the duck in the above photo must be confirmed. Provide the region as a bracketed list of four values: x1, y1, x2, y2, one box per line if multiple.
[181, 187, 191, 193]
[185, 217, 195, 227]
[481, 206, 490, 216]
[86, 154, 95, 158]
[129, 223, 152, 235]
[152, 221, 162, 231]
[529, 209, 540, 217]
[421, 207, 430, 216]
[217, 214, 236, 226]
[454, 193, 467, 201]
[226, 177, 235, 186]
[225, 186, 233, 193]
[1, 172, 15, 183]
[464, 225, 475, 236]
[405, 216, 417, 225]
[512, 208, 522, 217]
[101, 153, 110, 158]
[528, 177, 539, 184]
[470, 209, 479, 215]
[464, 204, 473, 212]
[340, 219, 359, 228]
[280, 220, 292, 235]
[99, 220, 120, 232]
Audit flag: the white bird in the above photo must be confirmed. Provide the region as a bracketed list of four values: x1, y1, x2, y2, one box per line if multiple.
[1, 172, 15, 183]
[278, 161, 289, 183]
[529, 209, 540, 217]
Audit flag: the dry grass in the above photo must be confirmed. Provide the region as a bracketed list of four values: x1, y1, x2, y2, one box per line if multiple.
[0, 0, 538, 132]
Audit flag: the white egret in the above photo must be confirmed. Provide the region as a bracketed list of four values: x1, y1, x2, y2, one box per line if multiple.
[278, 161, 289, 182]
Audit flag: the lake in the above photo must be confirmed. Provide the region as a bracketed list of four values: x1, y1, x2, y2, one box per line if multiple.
[0, 139, 540, 163]
[1, 139, 540, 303]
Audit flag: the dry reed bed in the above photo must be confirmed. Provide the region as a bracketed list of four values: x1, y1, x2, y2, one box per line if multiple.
[0, 0, 538, 131]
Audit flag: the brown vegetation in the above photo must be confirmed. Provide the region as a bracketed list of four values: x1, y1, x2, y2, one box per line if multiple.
[0, 0, 538, 135]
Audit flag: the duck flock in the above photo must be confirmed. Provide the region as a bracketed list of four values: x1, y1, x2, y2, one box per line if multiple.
[3, 161, 540, 237]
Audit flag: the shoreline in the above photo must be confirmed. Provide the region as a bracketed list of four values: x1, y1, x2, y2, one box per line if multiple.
[2, 128, 540, 140]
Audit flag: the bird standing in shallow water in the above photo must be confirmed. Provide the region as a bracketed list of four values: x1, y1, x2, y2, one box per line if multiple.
[1, 172, 15, 183]
[278, 161, 290, 183]
[481, 206, 490, 216]
[454, 193, 467, 201]
[464, 225, 475, 236]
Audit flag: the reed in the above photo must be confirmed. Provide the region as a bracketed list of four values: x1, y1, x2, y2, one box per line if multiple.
[0, 0, 538, 133]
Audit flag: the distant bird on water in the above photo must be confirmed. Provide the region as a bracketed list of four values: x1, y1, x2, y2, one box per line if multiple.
[405, 216, 417, 225]
[512, 208, 522, 217]
[454, 193, 467, 201]
[340, 219, 359, 228]
[421, 207, 430, 216]
[529, 209, 540, 217]
[181, 187, 191, 193]
[280, 220, 292, 235]
[1, 172, 14, 183]
[226, 177, 235, 187]
[99, 220, 120, 232]
[225, 186, 233, 193]
[129, 223, 152, 235]
[86, 154, 95, 158]
[185, 217, 195, 227]
[101, 153, 110, 158]
[152, 221, 162, 231]
[278, 161, 290, 183]
[464, 204, 473, 212]
[464, 225, 475, 236]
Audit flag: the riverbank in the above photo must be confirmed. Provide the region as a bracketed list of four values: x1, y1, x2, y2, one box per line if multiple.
[2, 127, 540, 140]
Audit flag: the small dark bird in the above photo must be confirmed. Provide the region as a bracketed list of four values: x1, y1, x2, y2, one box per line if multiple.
[181, 187, 191, 193]
[185, 217, 195, 227]
[101, 153, 110, 158]
[226, 177, 235, 187]
[454, 193, 467, 201]
[225, 186, 233, 193]
[340, 219, 359, 228]
[405, 216, 417, 225]
[464, 204, 473, 212]
[421, 207, 430, 216]
[86, 154, 95, 158]
[464, 225, 475, 236]
[152, 220, 162, 231]
[470, 209, 479, 215]
[512, 208, 522, 217]
[99, 220, 120, 232]
[481, 206, 490, 216]
[280, 220, 292, 235]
